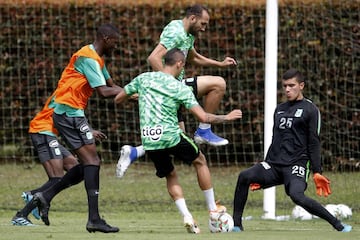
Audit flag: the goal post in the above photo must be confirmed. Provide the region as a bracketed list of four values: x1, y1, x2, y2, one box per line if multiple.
[263, 0, 278, 220]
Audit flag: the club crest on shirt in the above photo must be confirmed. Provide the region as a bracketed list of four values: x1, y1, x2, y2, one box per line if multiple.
[49, 140, 59, 148]
[295, 109, 303, 117]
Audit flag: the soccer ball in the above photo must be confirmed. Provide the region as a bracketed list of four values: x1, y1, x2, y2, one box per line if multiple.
[325, 204, 338, 217]
[337, 204, 352, 219]
[291, 205, 313, 220]
[208, 213, 234, 233]
[325, 204, 352, 219]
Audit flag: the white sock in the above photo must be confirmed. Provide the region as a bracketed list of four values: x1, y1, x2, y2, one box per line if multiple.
[175, 198, 192, 218]
[198, 123, 211, 129]
[203, 188, 217, 211]
[135, 145, 145, 158]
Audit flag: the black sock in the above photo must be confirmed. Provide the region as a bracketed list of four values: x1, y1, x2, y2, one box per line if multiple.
[29, 177, 61, 195]
[42, 164, 84, 202]
[83, 165, 100, 222]
[17, 199, 38, 217]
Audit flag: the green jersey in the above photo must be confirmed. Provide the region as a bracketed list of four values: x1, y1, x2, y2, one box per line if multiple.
[124, 71, 199, 150]
[160, 20, 195, 80]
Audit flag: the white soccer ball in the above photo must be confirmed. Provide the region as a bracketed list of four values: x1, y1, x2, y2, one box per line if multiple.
[291, 205, 313, 220]
[325, 204, 339, 217]
[208, 213, 234, 233]
[336, 204, 352, 219]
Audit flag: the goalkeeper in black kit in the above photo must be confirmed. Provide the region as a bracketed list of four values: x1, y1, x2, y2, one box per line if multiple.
[232, 68, 352, 233]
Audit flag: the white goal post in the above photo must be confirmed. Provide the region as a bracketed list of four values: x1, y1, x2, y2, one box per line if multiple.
[263, 0, 278, 220]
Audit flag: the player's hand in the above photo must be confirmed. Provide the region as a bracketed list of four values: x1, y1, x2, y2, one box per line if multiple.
[92, 130, 107, 142]
[221, 57, 237, 67]
[129, 93, 139, 101]
[313, 173, 331, 197]
[226, 109, 242, 121]
[249, 183, 261, 191]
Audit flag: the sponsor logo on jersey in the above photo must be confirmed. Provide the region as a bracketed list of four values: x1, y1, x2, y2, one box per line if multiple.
[49, 140, 59, 148]
[295, 109, 303, 117]
[142, 125, 163, 142]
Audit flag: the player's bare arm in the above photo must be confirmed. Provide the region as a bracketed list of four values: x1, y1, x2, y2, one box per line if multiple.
[147, 43, 167, 71]
[188, 48, 237, 68]
[190, 105, 242, 123]
[114, 88, 129, 104]
[96, 85, 123, 98]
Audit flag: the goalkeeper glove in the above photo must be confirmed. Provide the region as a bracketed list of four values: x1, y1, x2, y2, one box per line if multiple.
[249, 183, 261, 191]
[313, 173, 331, 197]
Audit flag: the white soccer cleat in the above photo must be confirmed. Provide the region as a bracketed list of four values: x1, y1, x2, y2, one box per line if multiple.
[116, 145, 133, 178]
[184, 216, 200, 234]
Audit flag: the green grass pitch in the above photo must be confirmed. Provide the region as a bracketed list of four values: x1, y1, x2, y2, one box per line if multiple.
[0, 163, 358, 240]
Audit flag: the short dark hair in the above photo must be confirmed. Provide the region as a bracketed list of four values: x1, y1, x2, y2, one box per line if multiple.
[164, 48, 185, 66]
[185, 4, 209, 18]
[96, 23, 119, 39]
[282, 68, 305, 83]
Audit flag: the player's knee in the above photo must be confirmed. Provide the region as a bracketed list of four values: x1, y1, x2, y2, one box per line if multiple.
[289, 191, 306, 205]
[63, 156, 79, 171]
[214, 76, 226, 92]
[238, 171, 251, 185]
[193, 152, 208, 167]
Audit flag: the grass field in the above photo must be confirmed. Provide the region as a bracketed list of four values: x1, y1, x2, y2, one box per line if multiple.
[0, 163, 358, 240]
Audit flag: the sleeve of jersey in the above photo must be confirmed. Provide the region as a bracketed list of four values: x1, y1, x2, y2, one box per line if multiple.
[308, 106, 322, 174]
[124, 77, 139, 96]
[179, 85, 199, 109]
[76, 57, 107, 88]
[159, 24, 181, 50]
[102, 64, 111, 81]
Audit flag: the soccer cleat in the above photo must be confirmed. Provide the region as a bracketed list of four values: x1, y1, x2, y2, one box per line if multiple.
[86, 219, 119, 233]
[33, 192, 50, 226]
[184, 216, 200, 234]
[21, 192, 40, 220]
[340, 223, 352, 232]
[11, 214, 35, 226]
[194, 128, 229, 146]
[232, 226, 243, 232]
[116, 145, 135, 178]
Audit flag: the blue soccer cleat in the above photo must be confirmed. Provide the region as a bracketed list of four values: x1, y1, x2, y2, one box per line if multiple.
[194, 128, 229, 146]
[340, 223, 352, 232]
[11, 214, 35, 226]
[21, 192, 40, 220]
[232, 226, 243, 232]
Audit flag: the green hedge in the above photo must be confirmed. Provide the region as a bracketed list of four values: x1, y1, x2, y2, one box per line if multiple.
[0, 2, 359, 170]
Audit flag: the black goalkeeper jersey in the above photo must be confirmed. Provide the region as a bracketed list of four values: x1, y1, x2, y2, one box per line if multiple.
[265, 98, 322, 173]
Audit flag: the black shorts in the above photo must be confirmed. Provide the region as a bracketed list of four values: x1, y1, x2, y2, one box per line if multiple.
[53, 113, 94, 150]
[177, 76, 198, 122]
[146, 133, 200, 178]
[30, 133, 72, 163]
[245, 161, 310, 195]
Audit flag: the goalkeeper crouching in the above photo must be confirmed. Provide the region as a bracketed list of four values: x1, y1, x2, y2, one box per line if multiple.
[232, 69, 352, 233]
